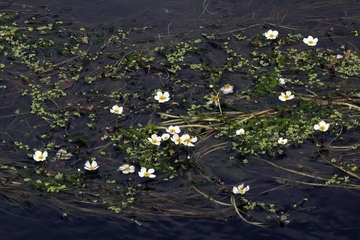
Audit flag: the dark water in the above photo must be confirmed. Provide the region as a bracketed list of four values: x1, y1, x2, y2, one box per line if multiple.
[1, 0, 360, 239]
[1, 187, 359, 240]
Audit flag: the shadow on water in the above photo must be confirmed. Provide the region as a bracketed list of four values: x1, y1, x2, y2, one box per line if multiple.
[1, 0, 360, 239]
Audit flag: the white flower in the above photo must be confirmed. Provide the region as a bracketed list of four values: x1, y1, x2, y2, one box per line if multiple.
[279, 91, 294, 101]
[33, 150, 48, 162]
[181, 134, 198, 147]
[148, 134, 161, 146]
[161, 133, 170, 141]
[220, 84, 234, 94]
[264, 29, 279, 40]
[56, 149, 72, 160]
[166, 125, 181, 135]
[279, 78, 285, 85]
[84, 161, 99, 171]
[119, 164, 135, 174]
[278, 137, 288, 145]
[336, 54, 343, 59]
[207, 95, 219, 106]
[232, 183, 250, 194]
[314, 120, 330, 132]
[110, 105, 123, 114]
[154, 91, 170, 103]
[303, 36, 318, 46]
[236, 129, 245, 135]
[171, 134, 183, 145]
[138, 167, 156, 178]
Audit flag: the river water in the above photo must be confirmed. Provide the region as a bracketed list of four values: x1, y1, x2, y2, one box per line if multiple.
[1, 0, 360, 239]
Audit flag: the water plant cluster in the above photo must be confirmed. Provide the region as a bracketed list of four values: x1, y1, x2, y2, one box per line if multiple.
[0, 5, 360, 227]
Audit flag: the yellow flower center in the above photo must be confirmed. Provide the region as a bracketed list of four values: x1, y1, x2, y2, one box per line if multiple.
[224, 84, 231, 89]
[284, 95, 290, 99]
[319, 126, 326, 131]
[159, 95, 166, 101]
[144, 172, 150, 177]
[176, 138, 182, 144]
[38, 155, 44, 160]
[269, 33, 275, 38]
[211, 95, 219, 102]
[239, 188, 246, 194]
[124, 166, 130, 172]
[307, 40, 314, 45]
[89, 165, 95, 171]
[185, 138, 191, 144]
[114, 109, 120, 113]
[152, 139, 159, 144]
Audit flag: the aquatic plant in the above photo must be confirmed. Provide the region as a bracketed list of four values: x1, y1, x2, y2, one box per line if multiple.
[0, 2, 359, 229]
[232, 183, 250, 195]
[303, 35, 318, 46]
[33, 151, 48, 162]
[314, 120, 330, 132]
[119, 164, 135, 174]
[84, 161, 99, 171]
[264, 29, 279, 40]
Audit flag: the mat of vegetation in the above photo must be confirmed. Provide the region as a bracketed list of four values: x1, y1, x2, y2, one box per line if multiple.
[0, 1, 359, 227]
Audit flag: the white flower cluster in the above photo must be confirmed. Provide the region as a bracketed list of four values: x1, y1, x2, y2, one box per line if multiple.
[148, 125, 198, 147]
[206, 84, 234, 106]
[264, 29, 318, 46]
[119, 164, 156, 178]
